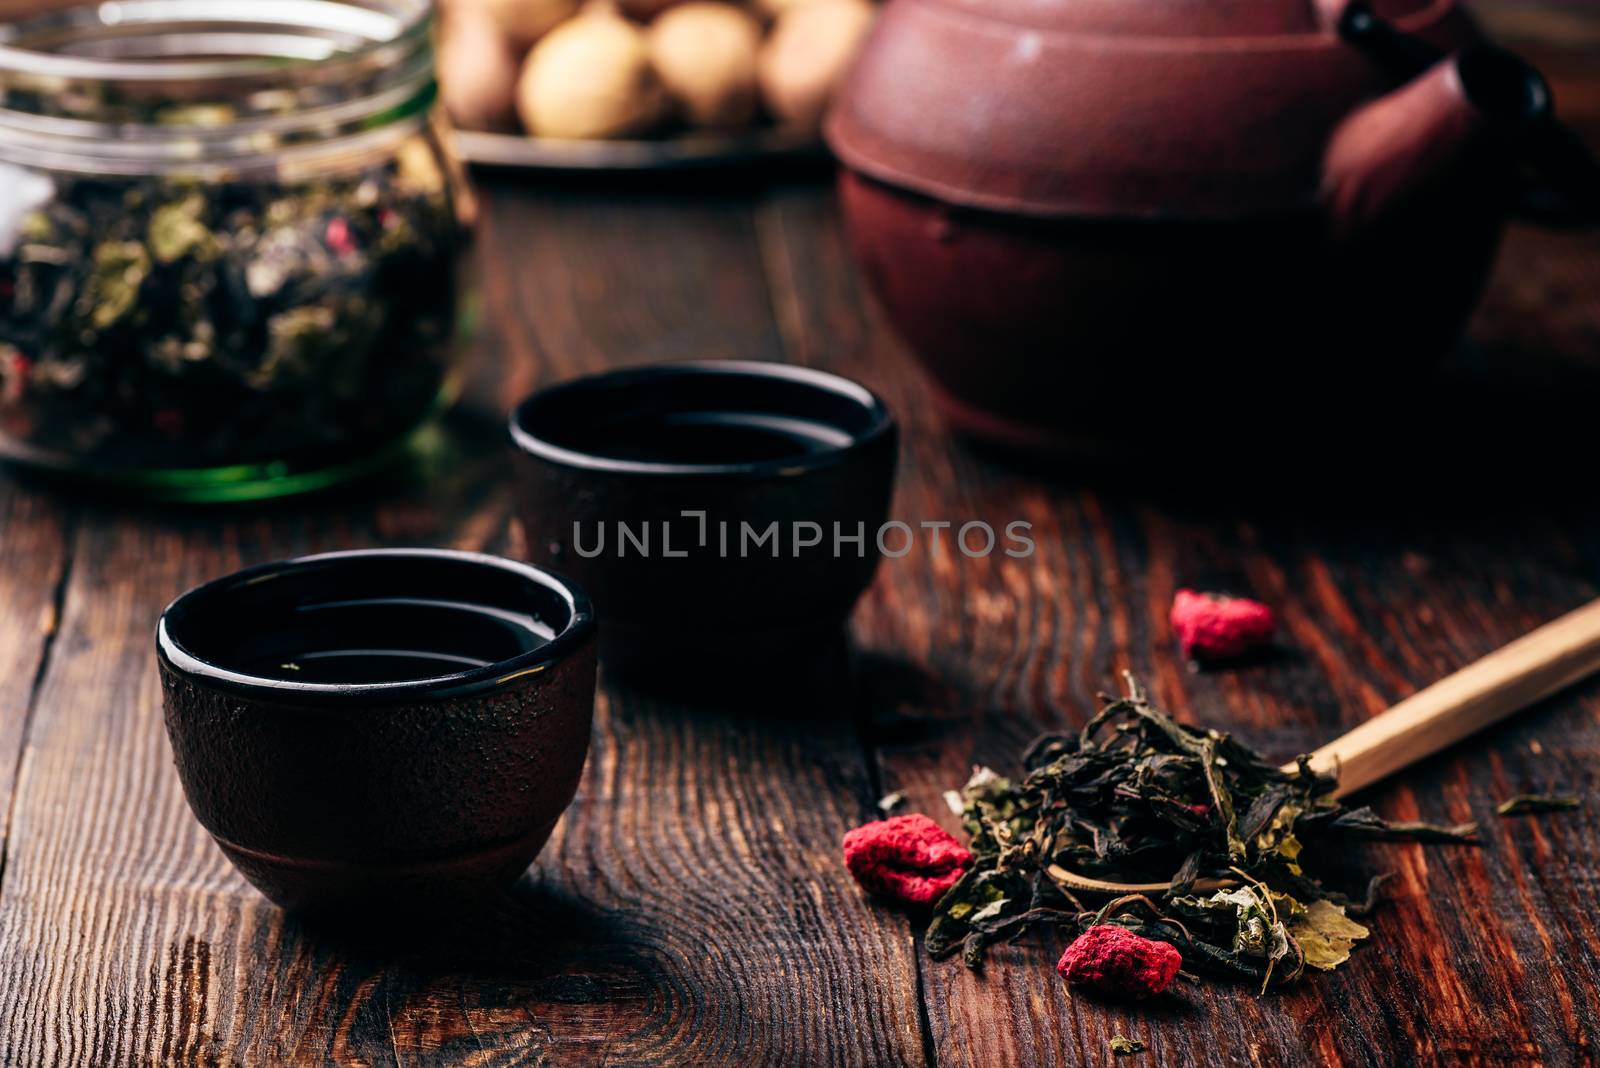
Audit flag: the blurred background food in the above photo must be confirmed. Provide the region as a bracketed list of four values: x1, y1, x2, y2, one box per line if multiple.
[650, 3, 762, 128]
[438, 0, 877, 141]
[517, 12, 665, 138]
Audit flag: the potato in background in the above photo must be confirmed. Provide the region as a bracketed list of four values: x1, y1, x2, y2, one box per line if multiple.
[648, 3, 762, 128]
[437, 7, 521, 131]
[516, 12, 666, 138]
[759, 0, 874, 131]
[432, 0, 882, 141]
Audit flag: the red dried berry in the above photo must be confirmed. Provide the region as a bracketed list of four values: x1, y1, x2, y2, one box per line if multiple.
[1057, 925, 1182, 1000]
[0, 347, 30, 405]
[325, 217, 357, 257]
[842, 813, 972, 907]
[1170, 589, 1275, 661]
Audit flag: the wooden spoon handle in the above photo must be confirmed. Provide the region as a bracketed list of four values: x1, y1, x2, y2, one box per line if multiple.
[1051, 601, 1600, 896]
[1290, 597, 1600, 798]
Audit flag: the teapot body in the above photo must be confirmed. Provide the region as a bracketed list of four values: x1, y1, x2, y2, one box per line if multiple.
[828, 0, 1503, 451]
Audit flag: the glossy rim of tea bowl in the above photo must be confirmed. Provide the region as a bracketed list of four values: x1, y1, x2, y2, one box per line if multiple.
[507, 359, 894, 478]
[156, 547, 595, 704]
[156, 549, 598, 913]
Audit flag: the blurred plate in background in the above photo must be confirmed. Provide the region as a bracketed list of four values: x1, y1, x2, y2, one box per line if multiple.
[454, 127, 825, 171]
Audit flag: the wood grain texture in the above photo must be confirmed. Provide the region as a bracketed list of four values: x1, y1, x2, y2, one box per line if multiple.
[0, 483, 70, 869]
[0, 5, 1598, 1065]
[0, 186, 923, 1068]
[754, 158, 1600, 1065]
[1301, 595, 1600, 796]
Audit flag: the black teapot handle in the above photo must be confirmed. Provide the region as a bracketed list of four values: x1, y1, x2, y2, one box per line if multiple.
[1340, 0, 1600, 228]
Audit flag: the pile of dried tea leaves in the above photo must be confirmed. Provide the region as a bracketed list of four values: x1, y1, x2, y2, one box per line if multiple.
[927, 675, 1478, 990]
[0, 129, 462, 471]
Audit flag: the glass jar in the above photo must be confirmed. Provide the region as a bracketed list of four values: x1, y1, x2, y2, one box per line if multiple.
[0, 0, 472, 501]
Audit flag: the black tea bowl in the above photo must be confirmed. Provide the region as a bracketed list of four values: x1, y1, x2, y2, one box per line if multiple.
[509, 360, 897, 687]
[157, 548, 596, 915]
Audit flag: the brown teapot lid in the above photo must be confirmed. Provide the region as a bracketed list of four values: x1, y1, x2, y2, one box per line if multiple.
[826, 0, 1471, 218]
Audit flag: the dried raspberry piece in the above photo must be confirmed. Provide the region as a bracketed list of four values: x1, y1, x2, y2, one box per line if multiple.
[842, 813, 972, 907]
[1057, 925, 1183, 1000]
[0, 345, 30, 404]
[1170, 589, 1275, 661]
[324, 217, 358, 257]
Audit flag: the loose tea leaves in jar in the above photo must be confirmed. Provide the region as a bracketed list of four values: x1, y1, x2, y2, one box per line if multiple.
[0, 0, 470, 499]
[0, 141, 460, 477]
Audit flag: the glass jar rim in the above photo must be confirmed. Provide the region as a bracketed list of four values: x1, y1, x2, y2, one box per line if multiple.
[0, 0, 428, 83]
[0, 0, 437, 174]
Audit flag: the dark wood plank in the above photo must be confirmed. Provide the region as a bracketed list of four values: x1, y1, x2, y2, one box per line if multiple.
[0, 482, 70, 868]
[467, 183, 926, 1067]
[0, 183, 924, 1067]
[756, 139, 1600, 1067]
[0, 482, 527, 1066]
[3, 4, 1600, 1061]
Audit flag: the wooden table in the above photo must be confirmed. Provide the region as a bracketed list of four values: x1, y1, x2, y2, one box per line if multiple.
[3, 9, 1600, 1066]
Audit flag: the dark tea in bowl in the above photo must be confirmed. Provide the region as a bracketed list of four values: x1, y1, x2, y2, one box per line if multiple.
[156, 548, 596, 915]
[510, 360, 896, 689]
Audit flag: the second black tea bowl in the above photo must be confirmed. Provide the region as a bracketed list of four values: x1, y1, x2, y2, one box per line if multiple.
[157, 548, 596, 914]
[509, 360, 897, 687]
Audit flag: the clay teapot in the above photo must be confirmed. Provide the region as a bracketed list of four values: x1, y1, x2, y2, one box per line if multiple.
[827, 0, 1599, 453]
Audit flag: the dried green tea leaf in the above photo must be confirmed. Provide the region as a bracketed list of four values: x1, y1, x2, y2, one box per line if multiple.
[1200, 737, 1247, 863]
[941, 875, 1005, 924]
[1496, 794, 1581, 816]
[1289, 899, 1369, 971]
[1199, 882, 1296, 990]
[19, 210, 51, 244]
[0, 132, 462, 474]
[1109, 1036, 1146, 1055]
[83, 241, 151, 330]
[970, 897, 1009, 923]
[924, 673, 1477, 987]
[147, 194, 215, 264]
[1255, 802, 1305, 874]
[1298, 805, 1477, 842]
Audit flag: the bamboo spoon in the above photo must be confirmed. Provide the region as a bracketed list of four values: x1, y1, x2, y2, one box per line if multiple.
[1049, 596, 1600, 896]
